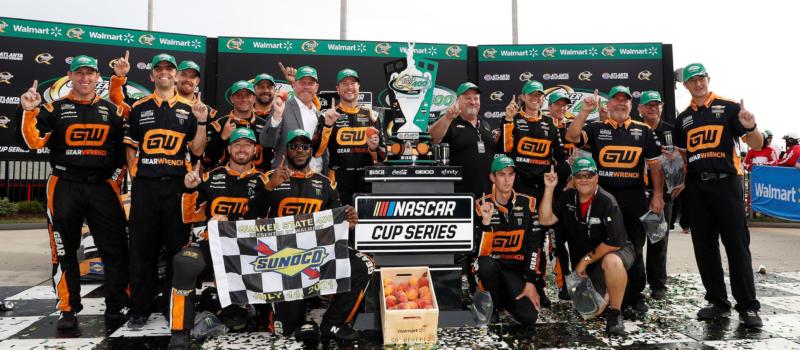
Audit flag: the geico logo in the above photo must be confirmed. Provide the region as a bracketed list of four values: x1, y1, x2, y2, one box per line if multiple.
[479, 230, 524, 255]
[517, 137, 551, 157]
[65, 124, 109, 147]
[414, 169, 434, 175]
[277, 197, 323, 216]
[687, 125, 723, 153]
[142, 129, 185, 155]
[599, 146, 642, 169]
[210, 197, 249, 216]
[251, 247, 327, 277]
[336, 127, 368, 146]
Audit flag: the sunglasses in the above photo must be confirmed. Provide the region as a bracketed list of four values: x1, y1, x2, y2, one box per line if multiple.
[287, 143, 311, 151]
[573, 172, 597, 180]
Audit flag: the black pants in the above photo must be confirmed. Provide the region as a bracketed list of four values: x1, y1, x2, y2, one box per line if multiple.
[329, 169, 369, 207]
[129, 177, 191, 318]
[645, 196, 673, 292]
[271, 248, 374, 335]
[45, 175, 129, 314]
[685, 173, 760, 312]
[476, 257, 538, 324]
[169, 244, 213, 331]
[606, 187, 648, 305]
[670, 191, 689, 230]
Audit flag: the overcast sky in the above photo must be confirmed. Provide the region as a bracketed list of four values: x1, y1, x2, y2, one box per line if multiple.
[6, 0, 798, 148]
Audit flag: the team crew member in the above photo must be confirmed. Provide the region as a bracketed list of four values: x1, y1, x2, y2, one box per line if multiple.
[473, 156, 546, 325]
[17, 55, 129, 329]
[743, 132, 777, 170]
[539, 157, 636, 336]
[167, 128, 266, 349]
[566, 86, 664, 313]
[638, 91, 675, 300]
[430, 82, 497, 198]
[776, 133, 800, 166]
[206, 81, 282, 172]
[312, 68, 384, 205]
[124, 53, 210, 329]
[253, 73, 277, 117]
[500, 80, 568, 199]
[673, 63, 763, 328]
[247, 129, 373, 342]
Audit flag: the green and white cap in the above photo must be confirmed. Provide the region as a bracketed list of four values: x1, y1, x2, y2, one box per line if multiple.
[683, 63, 708, 81]
[69, 55, 98, 72]
[490, 155, 516, 173]
[639, 90, 663, 105]
[295, 66, 318, 81]
[286, 129, 312, 145]
[229, 128, 256, 144]
[177, 60, 201, 74]
[456, 82, 481, 96]
[150, 53, 177, 69]
[521, 80, 544, 95]
[548, 91, 571, 105]
[254, 73, 275, 85]
[608, 85, 632, 99]
[227, 80, 255, 97]
[336, 68, 359, 83]
[572, 157, 598, 175]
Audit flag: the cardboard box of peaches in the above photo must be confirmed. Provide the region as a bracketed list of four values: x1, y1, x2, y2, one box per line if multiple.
[379, 266, 439, 345]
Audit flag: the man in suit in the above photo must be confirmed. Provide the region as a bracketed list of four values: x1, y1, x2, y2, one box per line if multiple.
[260, 65, 328, 173]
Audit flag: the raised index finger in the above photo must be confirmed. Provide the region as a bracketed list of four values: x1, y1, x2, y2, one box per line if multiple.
[739, 99, 745, 109]
[31, 79, 38, 91]
[124, 50, 129, 61]
[278, 61, 286, 72]
[194, 160, 201, 172]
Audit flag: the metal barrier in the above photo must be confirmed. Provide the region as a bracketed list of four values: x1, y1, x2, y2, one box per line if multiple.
[0, 160, 50, 203]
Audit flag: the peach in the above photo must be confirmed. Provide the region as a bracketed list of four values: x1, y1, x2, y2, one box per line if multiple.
[397, 282, 409, 292]
[419, 286, 430, 297]
[385, 295, 397, 308]
[384, 285, 393, 297]
[394, 290, 408, 303]
[406, 288, 419, 301]
[407, 301, 419, 309]
[397, 302, 410, 309]
[418, 276, 429, 288]
[408, 277, 419, 287]
[383, 278, 393, 286]
[277, 90, 289, 102]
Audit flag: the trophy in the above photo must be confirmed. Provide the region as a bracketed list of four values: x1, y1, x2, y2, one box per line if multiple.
[382, 42, 438, 165]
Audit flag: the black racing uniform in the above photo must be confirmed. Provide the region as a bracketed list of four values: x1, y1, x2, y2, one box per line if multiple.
[673, 92, 759, 313]
[123, 92, 201, 319]
[644, 118, 675, 293]
[246, 169, 374, 336]
[576, 117, 661, 304]
[18, 92, 129, 315]
[552, 187, 636, 295]
[500, 111, 568, 199]
[473, 191, 545, 324]
[548, 115, 575, 290]
[441, 115, 497, 199]
[206, 112, 272, 172]
[169, 165, 266, 332]
[312, 104, 385, 206]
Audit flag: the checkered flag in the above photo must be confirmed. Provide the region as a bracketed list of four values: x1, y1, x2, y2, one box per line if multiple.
[207, 207, 351, 307]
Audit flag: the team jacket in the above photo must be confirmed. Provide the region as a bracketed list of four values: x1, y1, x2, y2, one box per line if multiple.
[246, 169, 341, 219]
[206, 112, 272, 172]
[474, 191, 545, 283]
[18, 92, 126, 180]
[312, 104, 385, 171]
[500, 111, 567, 182]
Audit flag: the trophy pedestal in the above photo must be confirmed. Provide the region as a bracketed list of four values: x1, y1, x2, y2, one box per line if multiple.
[353, 165, 477, 330]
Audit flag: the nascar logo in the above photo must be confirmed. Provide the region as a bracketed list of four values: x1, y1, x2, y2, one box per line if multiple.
[373, 200, 456, 217]
[252, 242, 327, 277]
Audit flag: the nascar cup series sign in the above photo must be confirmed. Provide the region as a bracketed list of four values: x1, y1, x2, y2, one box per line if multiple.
[354, 195, 474, 253]
[750, 166, 800, 222]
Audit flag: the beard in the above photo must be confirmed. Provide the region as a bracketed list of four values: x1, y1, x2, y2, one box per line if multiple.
[257, 93, 273, 106]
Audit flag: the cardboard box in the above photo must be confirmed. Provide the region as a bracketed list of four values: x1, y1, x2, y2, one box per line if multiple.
[379, 266, 439, 345]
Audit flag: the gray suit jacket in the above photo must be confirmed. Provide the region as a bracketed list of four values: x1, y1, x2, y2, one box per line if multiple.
[260, 97, 328, 171]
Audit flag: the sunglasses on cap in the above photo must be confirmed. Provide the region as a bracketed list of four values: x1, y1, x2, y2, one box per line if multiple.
[287, 143, 312, 151]
[573, 172, 597, 180]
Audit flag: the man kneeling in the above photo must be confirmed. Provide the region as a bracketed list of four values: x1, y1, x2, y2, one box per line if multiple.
[538, 157, 635, 336]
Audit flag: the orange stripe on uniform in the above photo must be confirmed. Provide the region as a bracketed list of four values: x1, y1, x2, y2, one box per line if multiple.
[315, 127, 333, 158]
[345, 290, 365, 323]
[55, 266, 71, 312]
[503, 122, 514, 153]
[171, 289, 185, 331]
[46, 175, 58, 264]
[181, 192, 207, 224]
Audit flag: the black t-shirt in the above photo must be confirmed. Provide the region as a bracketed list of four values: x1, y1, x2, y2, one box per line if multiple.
[500, 112, 567, 182]
[442, 115, 497, 198]
[553, 187, 632, 268]
[673, 92, 747, 175]
[646, 118, 674, 194]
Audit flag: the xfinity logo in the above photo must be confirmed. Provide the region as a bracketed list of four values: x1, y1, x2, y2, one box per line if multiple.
[483, 73, 510, 81]
[602, 72, 629, 80]
[542, 73, 569, 80]
[442, 169, 458, 176]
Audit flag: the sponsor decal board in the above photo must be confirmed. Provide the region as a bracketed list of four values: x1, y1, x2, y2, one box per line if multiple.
[750, 165, 800, 222]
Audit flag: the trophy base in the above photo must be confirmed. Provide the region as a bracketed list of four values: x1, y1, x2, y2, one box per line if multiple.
[385, 133, 435, 165]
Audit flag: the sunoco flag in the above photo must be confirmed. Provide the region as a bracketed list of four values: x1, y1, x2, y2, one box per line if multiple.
[208, 207, 351, 307]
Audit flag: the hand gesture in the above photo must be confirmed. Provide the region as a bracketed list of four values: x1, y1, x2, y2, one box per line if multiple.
[267, 158, 291, 189]
[581, 89, 599, 113]
[515, 282, 541, 310]
[444, 103, 461, 120]
[113, 50, 130, 77]
[476, 194, 495, 225]
[184, 161, 202, 189]
[345, 205, 358, 229]
[544, 165, 558, 189]
[278, 62, 297, 83]
[598, 101, 608, 120]
[221, 118, 236, 140]
[20, 80, 42, 111]
[323, 98, 341, 126]
[271, 92, 286, 123]
[504, 95, 519, 121]
[738, 99, 756, 130]
[192, 92, 209, 123]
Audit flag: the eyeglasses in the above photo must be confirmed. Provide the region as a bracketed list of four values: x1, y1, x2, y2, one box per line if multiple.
[573, 172, 596, 180]
[287, 143, 311, 151]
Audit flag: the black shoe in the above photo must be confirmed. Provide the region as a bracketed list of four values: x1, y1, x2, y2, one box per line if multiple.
[739, 310, 763, 329]
[321, 320, 359, 341]
[650, 289, 666, 300]
[558, 287, 571, 301]
[696, 304, 731, 320]
[168, 330, 191, 350]
[57, 311, 78, 330]
[126, 314, 147, 329]
[294, 321, 320, 344]
[632, 299, 649, 314]
[539, 293, 552, 309]
[104, 308, 129, 325]
[605, 308, 625, 336]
